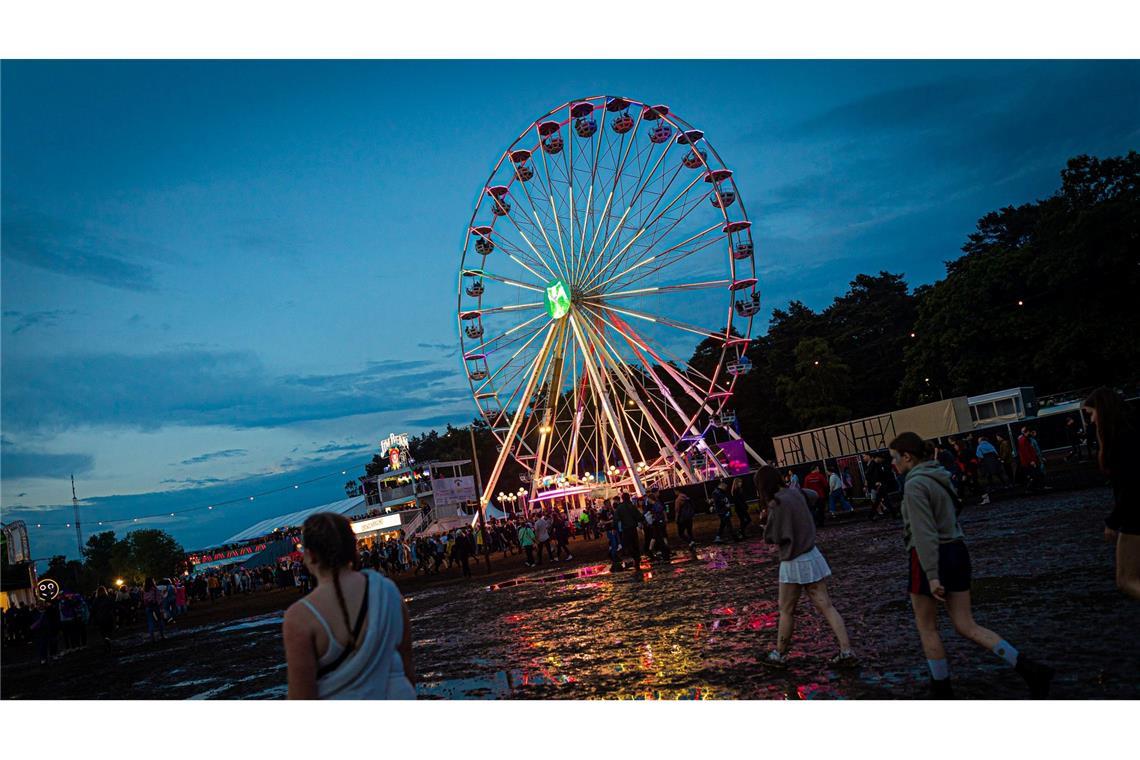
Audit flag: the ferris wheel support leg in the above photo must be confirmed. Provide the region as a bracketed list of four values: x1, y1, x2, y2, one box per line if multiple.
[568, 311, 646, 497]
[480, 323, 559, 507]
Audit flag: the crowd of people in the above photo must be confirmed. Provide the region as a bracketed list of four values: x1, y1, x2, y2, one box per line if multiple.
[8, 388, 1134, 701]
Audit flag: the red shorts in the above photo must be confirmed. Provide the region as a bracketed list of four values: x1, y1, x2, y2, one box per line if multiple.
[908, 541, 971, 597]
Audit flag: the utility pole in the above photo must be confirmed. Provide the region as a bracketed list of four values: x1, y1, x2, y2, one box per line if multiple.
[469, 426, 492, 574]
[71, 473, 83, 558]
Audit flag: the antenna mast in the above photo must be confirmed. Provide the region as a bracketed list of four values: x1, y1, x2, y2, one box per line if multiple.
[72, 473, 83, 557]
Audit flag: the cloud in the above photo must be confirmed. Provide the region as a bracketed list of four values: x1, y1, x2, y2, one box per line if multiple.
[311, 441, 374, 454]
[2, 309, 79, 334]
[1, 348, 470, 434]
[0, 438, 94, 479]
[1, 209, 159, 291]
[159, 476, 227, 488]
[405, 412, 472, 429]
[178, 448, 248, 466]
[417, 342, 457, 355]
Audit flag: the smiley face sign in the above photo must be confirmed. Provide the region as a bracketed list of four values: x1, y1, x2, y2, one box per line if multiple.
[35, 578, 61, 602]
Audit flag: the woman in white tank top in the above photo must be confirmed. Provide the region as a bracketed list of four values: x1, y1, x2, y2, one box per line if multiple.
[283, 513, 416, 699]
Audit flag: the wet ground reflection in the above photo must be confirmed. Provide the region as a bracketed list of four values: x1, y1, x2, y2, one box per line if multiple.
[411, 490, 1140, 700]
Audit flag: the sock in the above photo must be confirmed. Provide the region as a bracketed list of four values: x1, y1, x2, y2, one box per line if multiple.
[992, 639, 1019, 667]
[927, 658, 950, 681]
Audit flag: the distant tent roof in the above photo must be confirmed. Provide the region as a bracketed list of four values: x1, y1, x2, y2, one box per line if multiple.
[220, 496, 367, 545]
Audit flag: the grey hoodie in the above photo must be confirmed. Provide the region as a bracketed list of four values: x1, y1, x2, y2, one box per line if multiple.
[901, 460, 966, 581]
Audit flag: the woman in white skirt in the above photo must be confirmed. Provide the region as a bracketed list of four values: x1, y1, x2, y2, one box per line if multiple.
[757, 466, 857, 667]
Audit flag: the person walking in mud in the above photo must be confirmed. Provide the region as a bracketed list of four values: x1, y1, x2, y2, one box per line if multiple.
[731, 477, 753, 536]
[888, 432, 1054, 698]
[283, 512, 415, 699]
[614, 492, 647, 573]
[756, 466, 857, 669]
[647, 487, 671, 562]
[675, 490, 696, 549]
[712, 479, 739, 543]
[1082, 387, 1140, 599]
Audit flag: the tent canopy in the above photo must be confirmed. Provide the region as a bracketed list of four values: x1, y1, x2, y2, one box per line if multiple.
[220, 496, 367, 545]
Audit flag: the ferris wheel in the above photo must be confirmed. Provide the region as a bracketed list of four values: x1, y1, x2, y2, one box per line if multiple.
[457, 96, 765, 505]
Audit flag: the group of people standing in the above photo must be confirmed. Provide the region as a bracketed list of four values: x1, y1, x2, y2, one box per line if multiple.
[753, 387, 1136, 697]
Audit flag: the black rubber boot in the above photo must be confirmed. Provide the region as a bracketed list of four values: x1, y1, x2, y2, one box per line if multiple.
[929, 677, 955, 699]
[1015, 655, 1054, 699]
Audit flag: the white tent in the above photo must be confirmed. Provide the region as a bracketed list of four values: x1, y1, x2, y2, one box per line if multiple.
[220, 496, 367, 545]
[484, 504, 509, 520]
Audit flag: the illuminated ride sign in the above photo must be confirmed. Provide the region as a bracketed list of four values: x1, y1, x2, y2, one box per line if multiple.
[544, 279, 571, 320]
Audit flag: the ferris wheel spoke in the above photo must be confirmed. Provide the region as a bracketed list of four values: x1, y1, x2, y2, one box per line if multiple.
[468, 269, 546, 293]
[469, 316, 547, 362]
[601, 181, 718, 290]
[567, 311, 646, 494]
[585, 300, 724, 341]
[582, 172, 711, 293]
[530, 124, 576, 280]
[588, 224, 723, 294]
[577, 139, 682, 290]
[497, 202, 568, 283]
[579, 169, 704, 292]
[577, 313, 692, 467]
[579, 301, 722, 393]
[591, 304, 734, 421]
[479, 322, 560, 505]
[472, 318, 551, 396]
[584, 279, 733, 302]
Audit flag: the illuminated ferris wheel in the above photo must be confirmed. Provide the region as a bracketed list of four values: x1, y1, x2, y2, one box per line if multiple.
[457, 96, 765, 505]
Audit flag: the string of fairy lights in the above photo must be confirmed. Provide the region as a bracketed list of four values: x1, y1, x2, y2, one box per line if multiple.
[2, 457, 379, 534]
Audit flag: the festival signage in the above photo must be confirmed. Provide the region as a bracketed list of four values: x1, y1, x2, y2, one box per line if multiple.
[36, 578, 61, 602]
[432, 475, 477, 511]
[350, 514, 403, 535]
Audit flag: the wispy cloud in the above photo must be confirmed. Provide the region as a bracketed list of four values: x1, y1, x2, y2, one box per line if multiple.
[1, 209, 159, 291]
[178, 448, 248, 466]
[1, 349, 469, 434]
[2, 309, 79, 334]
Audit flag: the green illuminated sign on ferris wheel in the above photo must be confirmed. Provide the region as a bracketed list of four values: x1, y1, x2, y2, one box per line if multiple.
[544, 278, 571, 320]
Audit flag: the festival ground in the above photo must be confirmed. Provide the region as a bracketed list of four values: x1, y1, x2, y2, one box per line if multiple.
[2, 487, 1137, 700]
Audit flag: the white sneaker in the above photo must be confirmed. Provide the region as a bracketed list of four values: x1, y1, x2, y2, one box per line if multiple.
[980, 494, 991, 505]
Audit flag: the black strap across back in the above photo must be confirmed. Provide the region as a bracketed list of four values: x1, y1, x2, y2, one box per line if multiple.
[316, 574, 369, 679]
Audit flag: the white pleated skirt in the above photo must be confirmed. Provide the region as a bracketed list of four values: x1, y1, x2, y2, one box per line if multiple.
[779, 546, 832, 585]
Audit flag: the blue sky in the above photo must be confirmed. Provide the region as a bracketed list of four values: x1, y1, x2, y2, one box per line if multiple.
[2, 60, 1137, 561]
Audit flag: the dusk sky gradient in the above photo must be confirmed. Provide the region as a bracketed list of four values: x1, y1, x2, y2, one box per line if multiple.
[3, 60, 1137, 561]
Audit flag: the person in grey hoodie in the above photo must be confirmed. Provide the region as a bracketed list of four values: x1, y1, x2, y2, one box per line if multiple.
[756, 466, 856, 669]
[890, 431, 1053, 698]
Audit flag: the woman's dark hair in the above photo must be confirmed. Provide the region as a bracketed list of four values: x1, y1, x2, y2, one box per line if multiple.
[1083, 386, 1135, 474]
[302, 512, 359, 647]
[754, 466, 785, 505]
[95, 586, 108, 598]
[889, 432, 933, 461]
[144, 577, 156, 591]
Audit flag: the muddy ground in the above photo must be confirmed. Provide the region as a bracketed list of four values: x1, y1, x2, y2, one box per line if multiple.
[3, 487, 1137, 699]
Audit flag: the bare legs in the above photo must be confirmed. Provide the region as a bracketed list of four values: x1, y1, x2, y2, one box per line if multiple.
[910, 590, 1002, 656]
[1117, 533, 1140, 600]
[775, 580, 850, 655]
